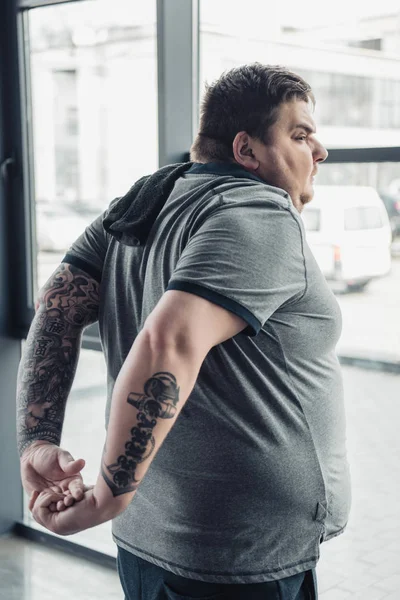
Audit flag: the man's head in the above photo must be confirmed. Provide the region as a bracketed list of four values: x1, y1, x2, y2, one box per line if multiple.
[190, 63, 328, 212]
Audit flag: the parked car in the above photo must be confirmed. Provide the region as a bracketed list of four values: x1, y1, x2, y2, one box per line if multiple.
[302, 185, 392, 292]
[36, 201, 91, 253]
[378, 190, 400, 239]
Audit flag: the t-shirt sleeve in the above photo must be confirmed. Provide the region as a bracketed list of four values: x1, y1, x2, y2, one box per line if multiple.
[62, 213, 109, 283]
[167, 200, 306, 336]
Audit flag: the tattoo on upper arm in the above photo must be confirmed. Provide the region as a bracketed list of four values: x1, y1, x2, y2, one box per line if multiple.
[17, 263, 100, 455]
[101, 372, 180, 497]
[38, 263, 100, 329]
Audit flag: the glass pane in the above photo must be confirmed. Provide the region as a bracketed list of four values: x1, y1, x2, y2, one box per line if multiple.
[316, 160, 400, 235]
[29, 0, 158, 293]
[24, 347, 116, 556]
[301, 163, 400, 362]
[344, 206, 383, 230]
[200, 1, 400, 147]
[25, 0, 157, 556]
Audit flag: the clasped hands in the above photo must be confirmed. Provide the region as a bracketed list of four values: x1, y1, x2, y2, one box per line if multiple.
[21, 440, 98, 536]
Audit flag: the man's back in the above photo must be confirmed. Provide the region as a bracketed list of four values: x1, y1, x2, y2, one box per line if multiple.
[68, 163, 351, 583]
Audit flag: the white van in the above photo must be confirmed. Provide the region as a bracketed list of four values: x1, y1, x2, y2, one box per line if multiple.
[302, 185, 392, 292]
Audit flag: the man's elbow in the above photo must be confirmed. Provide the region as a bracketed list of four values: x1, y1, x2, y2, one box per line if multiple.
[141, 324, 206, 364]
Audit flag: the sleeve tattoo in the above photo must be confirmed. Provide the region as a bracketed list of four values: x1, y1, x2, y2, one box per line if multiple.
[17, 263, 100, 455]
[101, 372, 180, 497]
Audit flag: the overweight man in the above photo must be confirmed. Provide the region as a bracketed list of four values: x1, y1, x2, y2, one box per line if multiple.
[17, 63, 351, 600]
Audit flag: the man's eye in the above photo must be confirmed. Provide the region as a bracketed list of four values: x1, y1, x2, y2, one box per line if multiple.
[296, 135, 307, 141]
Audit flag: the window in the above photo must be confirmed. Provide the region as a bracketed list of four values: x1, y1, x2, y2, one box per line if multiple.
[200, 0, 400, 148]
[29, 0, 158, 291]
[302, 163, 398, 358]
[5, 0, 398, 586]
[199, 12, 400, 595]
[344, 206, 383, 230]
[24, 0, 158, 556]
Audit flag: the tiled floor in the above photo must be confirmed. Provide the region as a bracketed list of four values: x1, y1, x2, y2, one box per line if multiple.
[1, 365, 399, 599]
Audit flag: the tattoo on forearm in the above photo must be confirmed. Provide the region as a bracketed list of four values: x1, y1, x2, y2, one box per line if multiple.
[17, 264, 100, 455]
[101, 372, 180, 497]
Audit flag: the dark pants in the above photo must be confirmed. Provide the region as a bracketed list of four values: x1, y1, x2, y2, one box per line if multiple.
[117, 547, 318, 600]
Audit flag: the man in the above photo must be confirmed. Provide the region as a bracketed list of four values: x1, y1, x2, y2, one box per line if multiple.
[17, 63, 351, 600]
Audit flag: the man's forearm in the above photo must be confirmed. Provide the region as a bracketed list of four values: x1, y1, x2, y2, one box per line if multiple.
[92, 327, 204, 516]
[16, 311, 81, 455]
[17, 263, 100, 456]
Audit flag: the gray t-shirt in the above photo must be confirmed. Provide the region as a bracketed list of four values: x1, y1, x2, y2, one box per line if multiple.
[65, 163, 351, 583]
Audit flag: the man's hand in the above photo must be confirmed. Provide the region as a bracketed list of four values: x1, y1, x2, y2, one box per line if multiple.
[20, 441, 86, 510]
[31, 477, 122, 536]
[31, 486, 97, 536]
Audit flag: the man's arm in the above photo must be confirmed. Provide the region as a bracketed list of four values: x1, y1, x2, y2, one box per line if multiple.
[31, 289, 247, 534]
[17, 263, 100, 495]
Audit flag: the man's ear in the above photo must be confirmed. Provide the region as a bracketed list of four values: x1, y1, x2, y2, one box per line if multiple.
[232, 131, 260, 171]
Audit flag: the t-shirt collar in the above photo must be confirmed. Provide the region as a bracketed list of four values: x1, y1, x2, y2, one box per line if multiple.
[187, 162, 265, 184]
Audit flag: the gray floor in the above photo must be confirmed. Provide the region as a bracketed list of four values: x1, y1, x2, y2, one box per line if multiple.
[0, 535, 122, 600]
[1, 365, 399, 599]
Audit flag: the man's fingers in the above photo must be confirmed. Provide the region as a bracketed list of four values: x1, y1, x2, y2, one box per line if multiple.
[34, 489, 71, 512]
[63, 494, 75, 508]
[59, 453, 86, 475]
[35, 489, 64, 509]
[31, 489, 65, 529]
[67, 478, 85, 501]
[56, 500, 67, 512]
[29, 490, 40, 512]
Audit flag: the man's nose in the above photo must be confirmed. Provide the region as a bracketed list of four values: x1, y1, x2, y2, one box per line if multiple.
[314, 141, 328, 163]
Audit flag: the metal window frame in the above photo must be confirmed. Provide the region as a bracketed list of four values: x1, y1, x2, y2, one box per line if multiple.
[1, 0, 32, 536]
[325, 147, 400, 163]
[18, 0, 85, 8]
[157, 0, 199, 166]
[2, 2, 36, 339]
[13, 522, 118, 569]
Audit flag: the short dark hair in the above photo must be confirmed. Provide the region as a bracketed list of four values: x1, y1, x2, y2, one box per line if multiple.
[190, 63, 314, 163]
